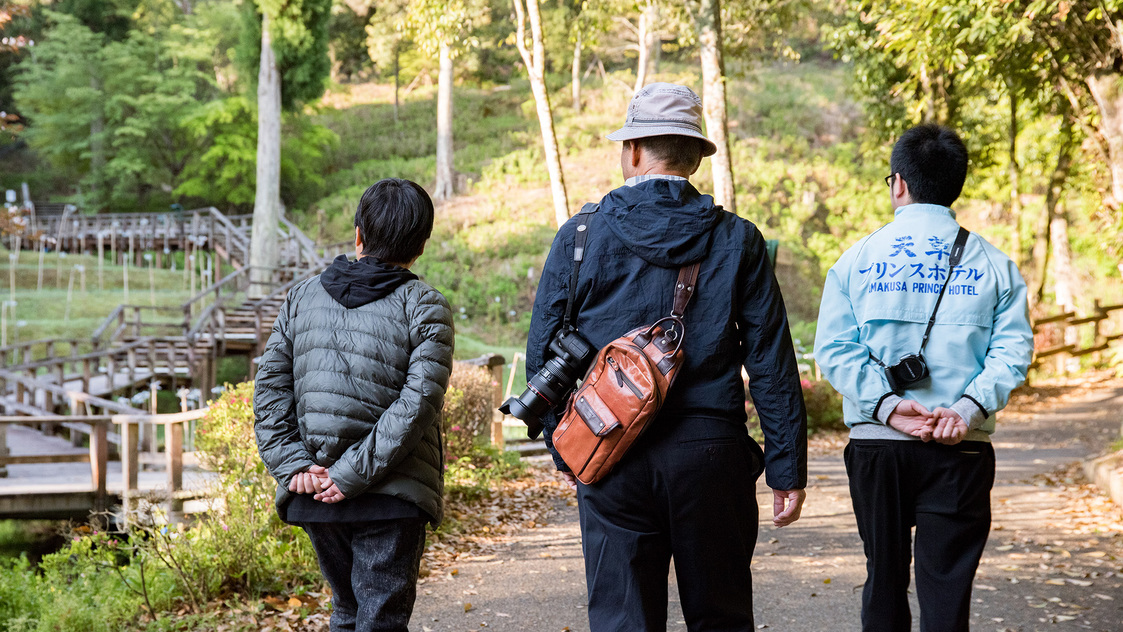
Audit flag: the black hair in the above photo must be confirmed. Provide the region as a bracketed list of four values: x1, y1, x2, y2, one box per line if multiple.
[354, 178, 434, 264]
[889, 124, 969, 206]
[627, 135, 704, 172]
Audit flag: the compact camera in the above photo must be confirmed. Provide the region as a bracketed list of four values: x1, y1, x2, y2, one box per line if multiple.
[500, 328, 597, 438]
[885, 353, 930, 394]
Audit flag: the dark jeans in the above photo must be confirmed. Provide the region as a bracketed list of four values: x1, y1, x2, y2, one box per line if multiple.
[576, 416, 765, 632]
[299, 519, 427, 632]
[845, 439, 996, 632]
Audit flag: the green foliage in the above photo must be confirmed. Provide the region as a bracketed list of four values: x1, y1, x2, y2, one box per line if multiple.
[195, 382, 258, 476]
[174, 98, 259, 207]
[0, 555, 39, 626]
[328, 0, 375, 81]
[443, 363, 496, 459]
[402, 0, 490, 54]
[13, 10, 216, 211]
[176, 96, 339, 212]
[801, 379, 845, 432]
[443, 445, 527, 504]
[238, 0, 333, 110]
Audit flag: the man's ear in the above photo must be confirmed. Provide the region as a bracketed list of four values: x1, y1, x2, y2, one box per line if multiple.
[355, 226, 363, 253]
[629, 141, 643, 168]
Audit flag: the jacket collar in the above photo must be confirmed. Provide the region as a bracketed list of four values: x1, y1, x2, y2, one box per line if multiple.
[893, 203, 957, 220]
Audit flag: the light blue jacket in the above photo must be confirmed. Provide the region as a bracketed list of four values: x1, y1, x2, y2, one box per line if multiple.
[814, 204, 1034, 441]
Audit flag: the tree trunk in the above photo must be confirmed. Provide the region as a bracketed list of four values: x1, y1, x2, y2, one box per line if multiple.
[634, 2, 656, 93]
[919, 60, 936, 123]
[1030, 120, 1074, 306]
[697, 0, 735, 213]
[572, 31, 582, 114]
[393, 46, 400, 123]
[250, 11, 283, 298]
[1049, 207, 1076, 311]
[1086, 71, 1123, 206]
[89, 75, 105, 208]
[1007, 83, 1023, 264]
[433, 41, 455, 200]
[515, 0, 570, 226]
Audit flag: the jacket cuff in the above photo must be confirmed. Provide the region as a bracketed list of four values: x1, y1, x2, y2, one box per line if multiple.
[328, 459, 369, 499]
[951, 396, 988, 431]
[875, 393, 903, 424]
[552, 453, 571, 473]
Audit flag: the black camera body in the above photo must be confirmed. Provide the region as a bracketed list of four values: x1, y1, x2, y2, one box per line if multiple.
[885, 353, 930, 395]
[500, 328, 596, 439]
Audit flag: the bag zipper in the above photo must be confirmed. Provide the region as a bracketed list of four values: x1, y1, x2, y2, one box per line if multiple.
[620, 341, 667, 408]
[606, 356, 644, 398]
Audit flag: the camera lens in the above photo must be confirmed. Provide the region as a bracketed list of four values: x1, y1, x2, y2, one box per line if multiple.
[499, 329, 596, 436]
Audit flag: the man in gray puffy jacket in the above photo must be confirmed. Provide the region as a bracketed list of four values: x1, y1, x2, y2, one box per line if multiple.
[254, 178, 454, 632]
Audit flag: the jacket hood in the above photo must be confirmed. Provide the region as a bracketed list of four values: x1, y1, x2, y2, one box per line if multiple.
[598, 179, 720, 267]
[320, 255, 417, 308]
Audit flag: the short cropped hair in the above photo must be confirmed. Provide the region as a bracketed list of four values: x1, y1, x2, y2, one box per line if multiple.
[354, 178, 434, 264]
[889, 124, 969, 207]
[627, 135, 704, 173]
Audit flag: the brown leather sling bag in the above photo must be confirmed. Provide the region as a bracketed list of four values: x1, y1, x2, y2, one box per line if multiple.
[553, 204, 700, 484]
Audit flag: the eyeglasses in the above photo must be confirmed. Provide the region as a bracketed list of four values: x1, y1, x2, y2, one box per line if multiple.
[884, 173, 896, 187]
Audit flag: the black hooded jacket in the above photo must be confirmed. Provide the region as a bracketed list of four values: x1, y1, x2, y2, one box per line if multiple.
[525, 178, 807, 491]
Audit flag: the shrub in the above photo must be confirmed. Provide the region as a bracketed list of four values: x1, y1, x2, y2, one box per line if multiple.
[744, 377, 845, 436]
[194, 382, 258, 478]
[444, 445, 527, 505]
[802, 379, 845, 432]
[0, 555, 40, 628]
[442, 363, 496, 460]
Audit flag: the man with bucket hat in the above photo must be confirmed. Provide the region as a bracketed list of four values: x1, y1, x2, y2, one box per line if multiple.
[524, 83, 808, 630]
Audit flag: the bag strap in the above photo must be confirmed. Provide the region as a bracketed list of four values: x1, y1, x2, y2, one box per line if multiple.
[671, 262, 701, 318]
[563, 203, 599, 330]
[917, 227, 970, 354]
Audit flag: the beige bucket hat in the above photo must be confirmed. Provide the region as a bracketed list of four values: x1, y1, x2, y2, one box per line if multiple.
[606, 83, 718, 157]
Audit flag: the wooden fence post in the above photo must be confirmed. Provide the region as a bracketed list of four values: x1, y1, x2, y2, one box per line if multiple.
[120, 417, 140, 510]
[475, 355, 507, 449]
[90, 419, 108, 513]
[167, 418, 184, 520]
[0, 423, 8, 479]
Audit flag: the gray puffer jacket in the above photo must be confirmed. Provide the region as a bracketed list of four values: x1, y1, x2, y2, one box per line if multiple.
[253, 258, 454, 524]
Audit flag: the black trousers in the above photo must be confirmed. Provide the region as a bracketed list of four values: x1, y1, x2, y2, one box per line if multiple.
[298, 519, 427, 632]
[845, 439, 996, 632]
[576, 416, 765, 632]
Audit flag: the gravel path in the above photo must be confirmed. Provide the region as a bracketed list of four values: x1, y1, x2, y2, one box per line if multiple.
[412, 379, 1123, 632]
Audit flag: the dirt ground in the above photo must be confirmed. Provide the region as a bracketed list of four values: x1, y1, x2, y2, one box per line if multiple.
[407, 375, 1123, 632]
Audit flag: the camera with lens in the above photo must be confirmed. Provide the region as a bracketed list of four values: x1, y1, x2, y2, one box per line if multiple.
[885, 353, 930, 394]
[500, 328, 596, 439]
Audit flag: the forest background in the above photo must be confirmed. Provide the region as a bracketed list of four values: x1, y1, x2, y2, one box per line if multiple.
[2, 0, 1122, 362]
[1, 1, 1123, 629]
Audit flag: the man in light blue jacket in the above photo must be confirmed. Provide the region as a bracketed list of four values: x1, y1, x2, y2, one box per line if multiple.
[814, 124, 1034, 632]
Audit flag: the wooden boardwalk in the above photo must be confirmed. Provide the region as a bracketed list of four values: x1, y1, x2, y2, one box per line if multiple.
[0, 423, 215, 520]
[0, 207, 334, 521]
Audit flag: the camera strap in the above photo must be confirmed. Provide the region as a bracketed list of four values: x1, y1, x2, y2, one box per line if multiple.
[917, 227, 970, 354]
[563, 203, 600, 331]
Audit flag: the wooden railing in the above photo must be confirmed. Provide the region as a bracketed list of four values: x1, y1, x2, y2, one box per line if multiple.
[0, 335, 206, 416]
[0, 338, 99, 369]
[1032, 300, 1123, 369]
[320, 240, 353, 261]
[0, 407, 208, 517]
[90, 266, 301, 348]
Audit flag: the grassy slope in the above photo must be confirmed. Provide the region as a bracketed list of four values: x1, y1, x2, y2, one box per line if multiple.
[0, 252, 197, 346]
